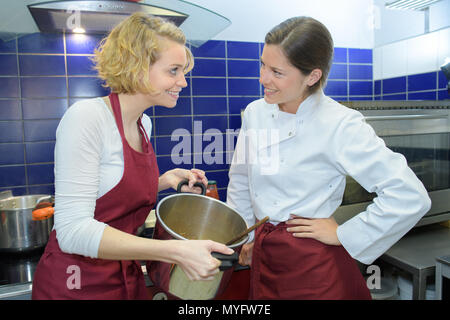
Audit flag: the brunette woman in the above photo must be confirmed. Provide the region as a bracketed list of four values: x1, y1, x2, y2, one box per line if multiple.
[227, 17, 431, 300]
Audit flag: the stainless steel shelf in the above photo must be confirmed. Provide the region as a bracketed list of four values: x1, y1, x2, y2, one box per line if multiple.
[342, 100, 450, 110]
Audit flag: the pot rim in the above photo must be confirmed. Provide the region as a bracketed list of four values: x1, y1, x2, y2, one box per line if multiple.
[0, 194, 51, 211]
[156, 193, 249, 249]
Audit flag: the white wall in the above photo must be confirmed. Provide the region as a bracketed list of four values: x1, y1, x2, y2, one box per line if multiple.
[374, 0, 450, 47]
[186, 0, 375, 48]
[373, 0, 450, 80]
[373, 27, 450, 80]
[373, 0, 425, 47]
[430, 0, 450, 32]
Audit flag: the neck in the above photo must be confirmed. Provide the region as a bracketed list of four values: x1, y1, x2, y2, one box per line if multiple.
[279, 92, 310, 114]
[117, 93, 151, 127]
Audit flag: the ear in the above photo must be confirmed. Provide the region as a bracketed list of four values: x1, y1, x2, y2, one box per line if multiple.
[307, 69, 322, 87]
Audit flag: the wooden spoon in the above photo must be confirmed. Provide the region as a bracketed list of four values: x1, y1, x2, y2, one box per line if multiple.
[225, 216, 269, 246]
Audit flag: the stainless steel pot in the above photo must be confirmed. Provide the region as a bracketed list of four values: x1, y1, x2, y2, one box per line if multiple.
[150, 181, 248, 300]
[0, 191, 54, 252]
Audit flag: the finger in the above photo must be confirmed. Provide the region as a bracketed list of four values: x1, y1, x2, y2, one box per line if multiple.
[286, 226, 313, 233]
[191, 168, 206, 177]
[209, 241, 234, 255]
[286, 218, 313, 226]
[291, 232, 315, 239]
[186, 171, 197, 189]
[211, 258, 222, 271]
[191, 169, 208, 185]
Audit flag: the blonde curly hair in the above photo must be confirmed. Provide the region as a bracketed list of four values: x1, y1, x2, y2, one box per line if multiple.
[91, 12, 193, 94]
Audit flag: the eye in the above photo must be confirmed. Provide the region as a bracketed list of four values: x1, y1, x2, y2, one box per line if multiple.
[273, 70, 283, 77]
[169, 67, 179, 75]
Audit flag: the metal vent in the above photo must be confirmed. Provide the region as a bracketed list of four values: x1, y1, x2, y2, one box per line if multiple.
[385, 0, 442, 10]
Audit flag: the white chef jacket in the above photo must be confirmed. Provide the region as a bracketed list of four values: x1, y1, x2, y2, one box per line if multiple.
[226, 89, 431, 265]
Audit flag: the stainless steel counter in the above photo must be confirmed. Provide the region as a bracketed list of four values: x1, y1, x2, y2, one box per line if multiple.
[435, 254, 450, 299]
[380, 224, 450, 300]
[0, 282, 32, 300]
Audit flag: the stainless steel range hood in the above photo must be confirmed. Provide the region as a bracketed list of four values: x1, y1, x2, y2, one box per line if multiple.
[0, 0, 231, 47]
[28, 1, 189, 33]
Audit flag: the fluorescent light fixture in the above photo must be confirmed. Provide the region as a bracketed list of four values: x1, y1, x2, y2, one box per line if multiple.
[72, 27, 86, 34]
[385, 0, 442, 10]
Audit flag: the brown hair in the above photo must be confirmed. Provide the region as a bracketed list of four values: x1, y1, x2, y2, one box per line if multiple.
[265, 16, 334, 93]
[92, 12, 193, 94]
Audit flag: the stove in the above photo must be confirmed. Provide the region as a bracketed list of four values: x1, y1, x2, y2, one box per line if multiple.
[0, 248, 44, 299]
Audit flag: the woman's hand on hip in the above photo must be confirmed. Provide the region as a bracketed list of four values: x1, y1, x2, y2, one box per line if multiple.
[159, 168, 207, 193]
[286, 215, 341, 246]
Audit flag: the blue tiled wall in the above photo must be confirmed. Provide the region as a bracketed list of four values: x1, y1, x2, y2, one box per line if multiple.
[374, 71, 449, 101]
[0, 33, 447, 201]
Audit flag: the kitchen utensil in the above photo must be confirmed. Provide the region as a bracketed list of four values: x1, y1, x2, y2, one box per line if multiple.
[225, 216, 269, 246]
[0, 193, 54, 252]
[148, 179, 248, 299]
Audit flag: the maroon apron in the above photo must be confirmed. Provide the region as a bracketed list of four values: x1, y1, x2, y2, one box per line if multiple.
[32, 93, 159, 300]
[249, 222, 372, 300]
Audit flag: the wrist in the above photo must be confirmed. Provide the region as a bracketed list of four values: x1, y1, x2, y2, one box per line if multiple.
[158, 171, 175, 191]
[162, 240, 184, 264]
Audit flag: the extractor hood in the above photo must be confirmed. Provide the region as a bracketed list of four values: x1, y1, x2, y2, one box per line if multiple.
[0, 0, 231, 47]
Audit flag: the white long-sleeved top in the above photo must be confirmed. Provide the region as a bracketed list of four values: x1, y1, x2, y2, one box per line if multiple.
[53, 98, 152, 258]
[226, 89, 431, 265]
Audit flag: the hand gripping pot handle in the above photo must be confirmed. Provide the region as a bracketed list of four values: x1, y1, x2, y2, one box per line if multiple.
[176, 179, 206, 195]
[212, 251, 239, 271]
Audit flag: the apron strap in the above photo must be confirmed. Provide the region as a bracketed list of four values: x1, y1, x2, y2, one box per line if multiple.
[109, 93, 150, 154]
[108, 93, 126, 137]
[250, 221, 275, 299]
[137, 116, 150, 153]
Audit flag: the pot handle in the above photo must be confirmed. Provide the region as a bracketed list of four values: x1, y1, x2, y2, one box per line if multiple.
[0, 190, 13, 201]
[212, 251, 239, 271]
[176, 179, 206, 195]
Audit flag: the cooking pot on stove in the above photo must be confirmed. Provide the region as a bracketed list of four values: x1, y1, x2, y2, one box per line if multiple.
[148, 180, 248, 300]
[0, 191, 54, 252]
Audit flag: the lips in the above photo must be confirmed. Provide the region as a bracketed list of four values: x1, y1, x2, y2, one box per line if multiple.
[264, 88, 278, 96]
[166, 90, 180, 99]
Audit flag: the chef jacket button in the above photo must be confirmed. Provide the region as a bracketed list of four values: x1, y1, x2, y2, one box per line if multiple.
[272, 114, 275, 118]
[288, 131, 292, 136]
[273, 201, 278, 205]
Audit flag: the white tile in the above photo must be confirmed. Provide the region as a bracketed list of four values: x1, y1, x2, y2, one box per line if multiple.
[406, 32, 439, 75]
[373, 47, 383, 80]
[382, 41, 407, 79]
[438, 28, 450, 68]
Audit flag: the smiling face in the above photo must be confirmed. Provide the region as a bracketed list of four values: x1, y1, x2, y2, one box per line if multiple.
[146, 38, 189, 108]
[260, 44, 320, 114]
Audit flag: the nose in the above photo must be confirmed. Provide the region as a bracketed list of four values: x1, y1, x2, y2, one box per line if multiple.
[259, 66, 269, 86]
[178, 73, 188, 88]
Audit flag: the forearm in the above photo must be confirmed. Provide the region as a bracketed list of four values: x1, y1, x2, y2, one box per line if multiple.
[97, 225, 234, 282]
[158, 169, 176, 192]
[97, 225, 182, 263]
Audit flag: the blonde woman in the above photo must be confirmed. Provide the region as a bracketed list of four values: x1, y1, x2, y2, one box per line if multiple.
[32, 13, 232, 300]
